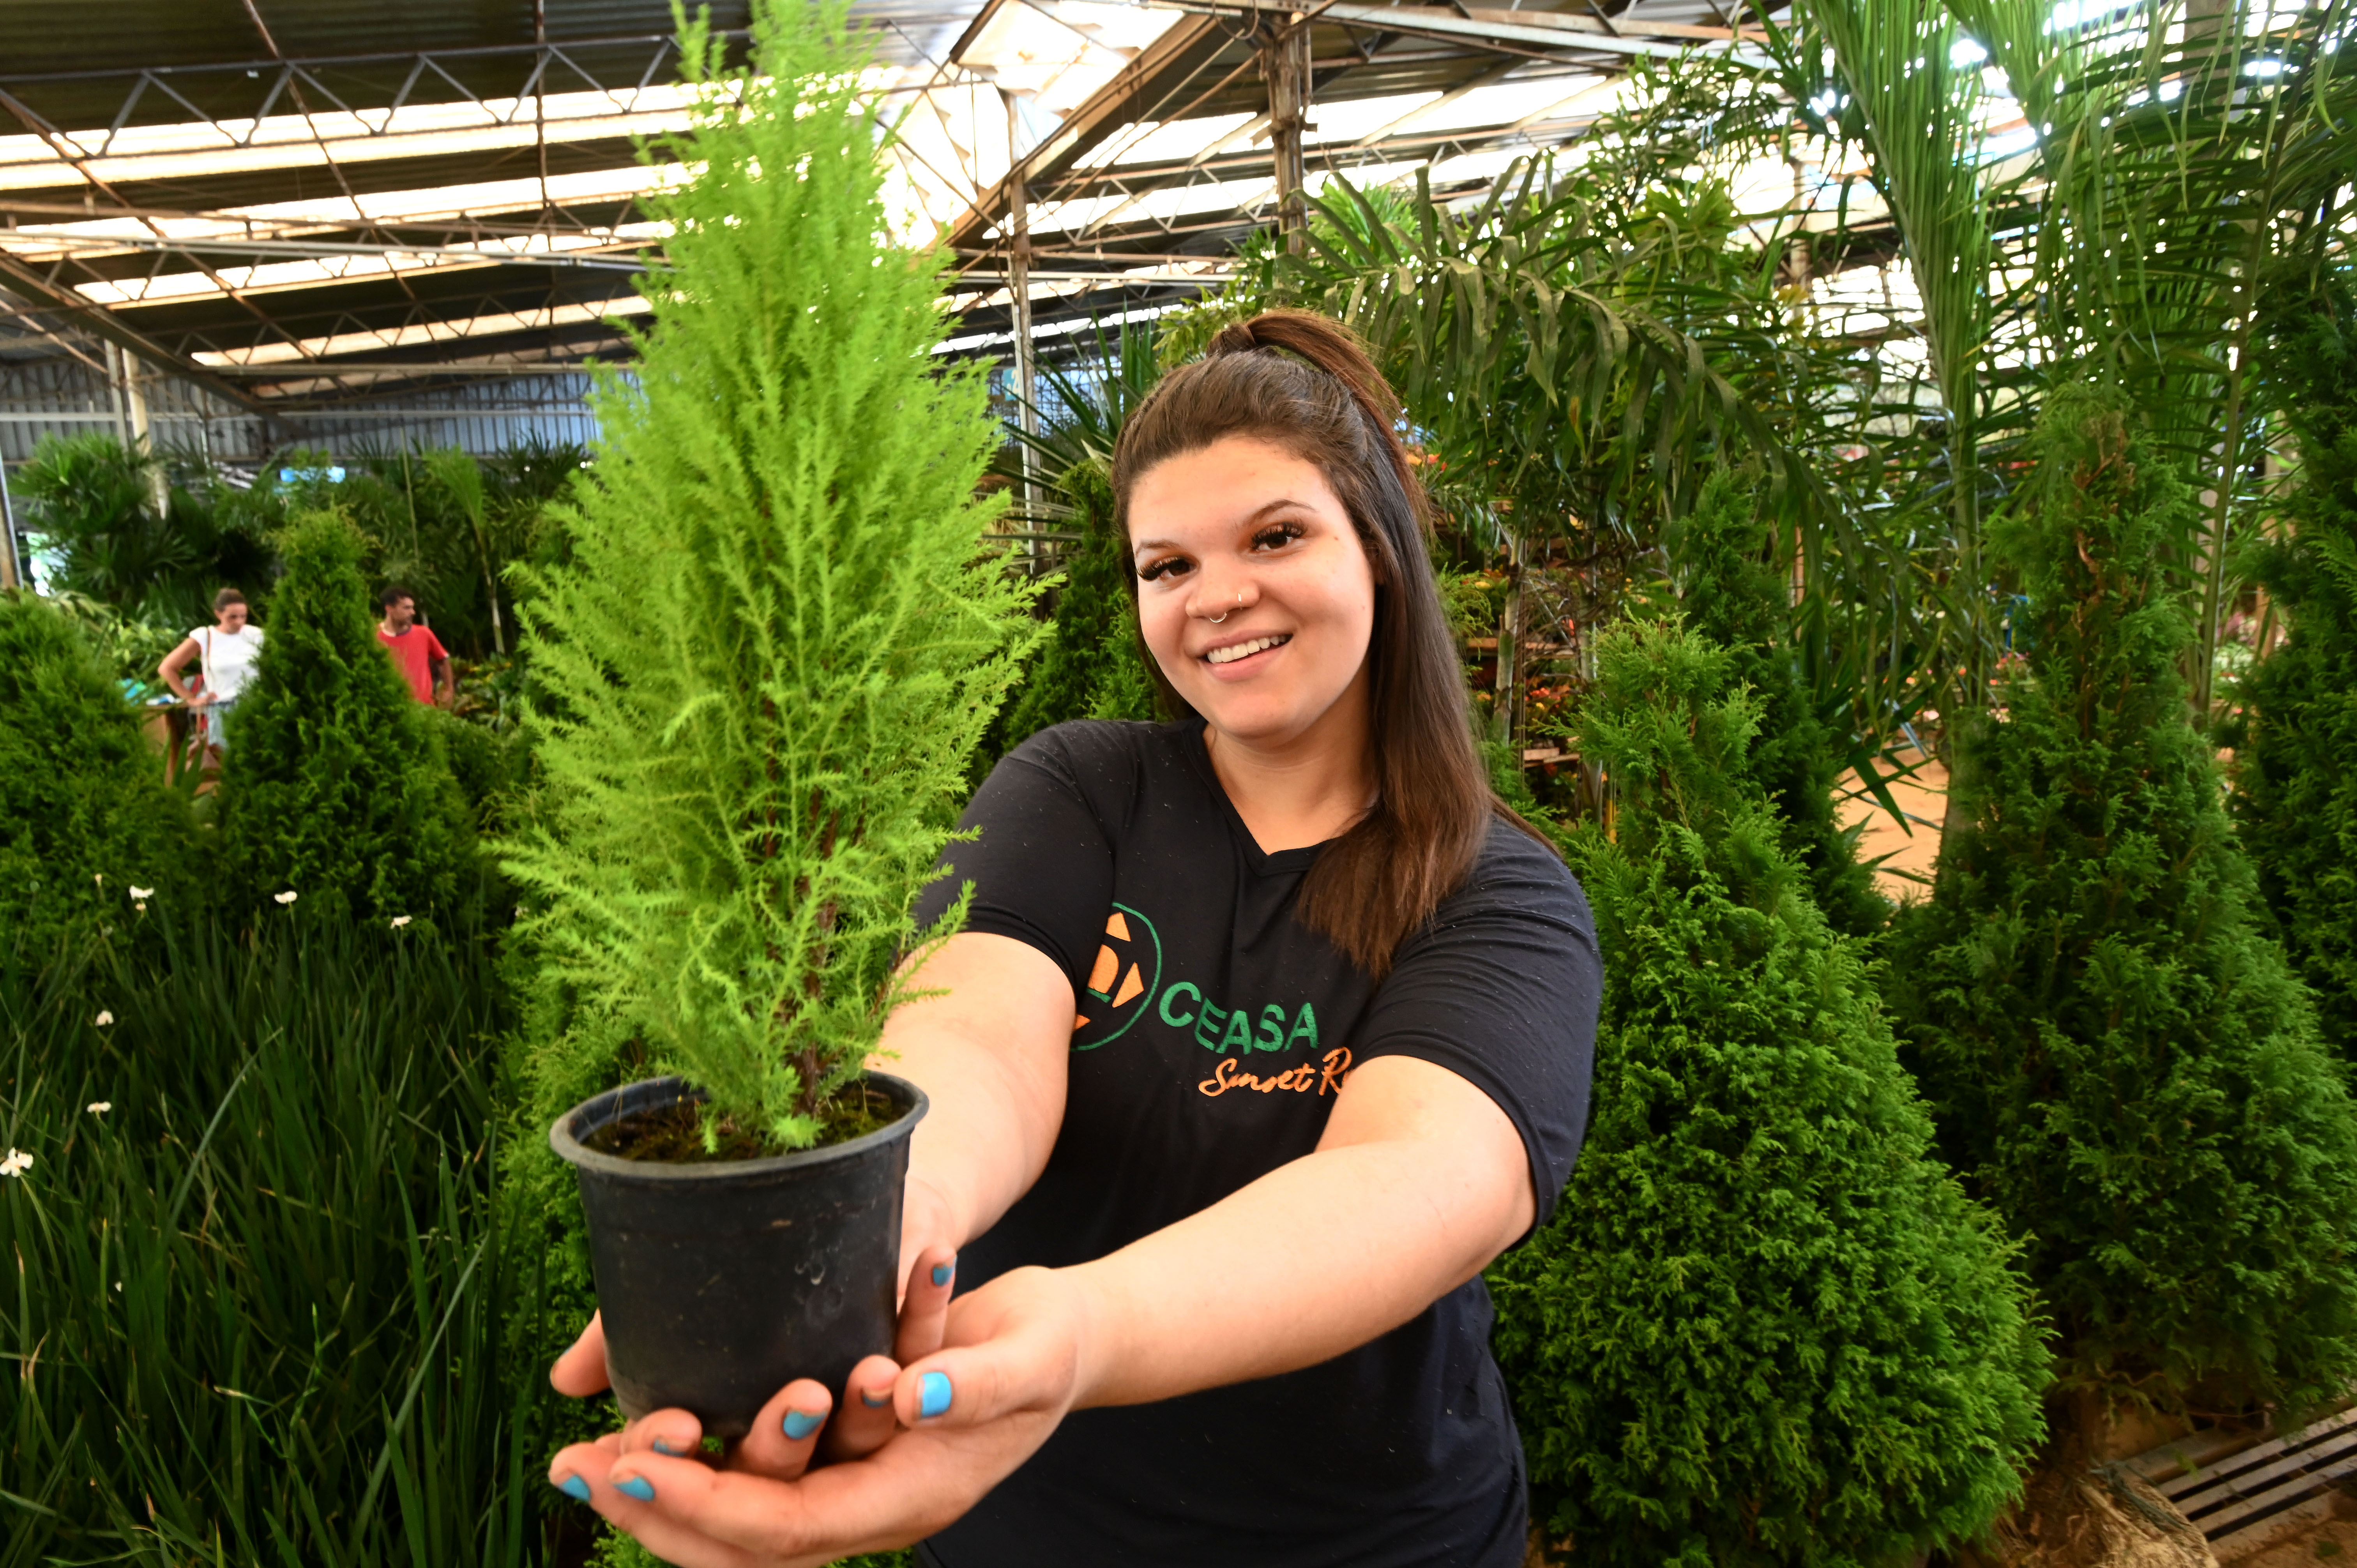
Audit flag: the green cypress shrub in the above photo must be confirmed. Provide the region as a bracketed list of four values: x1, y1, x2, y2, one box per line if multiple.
[219, 510, 477, 926]
[1887, 385, 2357, 1420]
[1490, 616, 2046, 1568]
[1669, 470, 1887, 937]
[500, 0, 1037, 1150]
[2226, 282, 2357, 1056]
[0, 591, 200, 950]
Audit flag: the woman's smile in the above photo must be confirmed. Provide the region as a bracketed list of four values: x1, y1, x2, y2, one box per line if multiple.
[1201, 631, 1293, 670]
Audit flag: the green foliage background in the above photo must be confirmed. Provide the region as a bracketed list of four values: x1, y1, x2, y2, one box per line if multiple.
[995, 458, 1156, 750]
[14, 434, 276, 630]
[219, 511, 479, 926]
[0, 916, 534, 1568]
[0, 591, 204, 953]
[502, 0, 1039, 1149]
[2228, 283, 2357, 1057]
[1887, 386, 2357, 1418]
[1491, 617, 2044, 1568]
[1662, 471, 1888, 938]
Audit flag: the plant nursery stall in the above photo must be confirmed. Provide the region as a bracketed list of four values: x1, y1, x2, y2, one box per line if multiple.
[2, 0, 2355, 1566]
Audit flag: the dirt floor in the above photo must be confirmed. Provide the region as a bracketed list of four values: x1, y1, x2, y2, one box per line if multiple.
[1837, 745, 1949, 902]
[2233, 1510, 2357, 1567]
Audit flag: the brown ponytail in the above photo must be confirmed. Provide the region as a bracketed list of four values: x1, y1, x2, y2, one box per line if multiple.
[1112, 309, 1522, 976]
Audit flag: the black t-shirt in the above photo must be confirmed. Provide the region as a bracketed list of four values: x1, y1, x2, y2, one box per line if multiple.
[912, 720, 1601, 1568]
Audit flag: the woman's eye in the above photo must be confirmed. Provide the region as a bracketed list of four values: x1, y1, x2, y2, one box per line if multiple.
[1138, 556, 1193, 582]
[1251, 523, 1306, 552]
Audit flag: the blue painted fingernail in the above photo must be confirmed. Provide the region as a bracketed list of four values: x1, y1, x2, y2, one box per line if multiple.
[614, 1475, 656, 1503]
[555, 1474, 591, 1502]
[783, 1409, 823, 1440]
[931, 1261, 954, 1287]
[860, 1386, 892, 1408]
[651, 1437, 682, 1456]
[919, 1371, 952, 1420]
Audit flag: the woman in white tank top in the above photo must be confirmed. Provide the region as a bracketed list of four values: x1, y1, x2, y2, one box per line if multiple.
[158, 588, 265, 760]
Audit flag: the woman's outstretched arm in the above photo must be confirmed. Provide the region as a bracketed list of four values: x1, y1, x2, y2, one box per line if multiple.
[546, 1034, 1533, 1568]
[872, 932, 1078, 1282]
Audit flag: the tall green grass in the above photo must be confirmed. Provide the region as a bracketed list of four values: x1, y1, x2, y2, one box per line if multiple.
[0, 916, 543, 1567]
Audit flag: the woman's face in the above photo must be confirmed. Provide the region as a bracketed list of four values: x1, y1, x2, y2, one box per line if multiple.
[1128, 436, 1378, 749]
[218, 602, 249, 633]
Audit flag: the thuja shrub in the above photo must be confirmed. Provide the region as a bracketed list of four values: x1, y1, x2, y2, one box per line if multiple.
[502, 0, 1037, 1150]
[219, 510, 478, 925]
[0, 591, 200, 950]
[1668, 470, 1886, 937]
[1887, 385, 2357, 1418]
[2227, 282, 2357, 1056]
[1491, 617, 2046, 1568]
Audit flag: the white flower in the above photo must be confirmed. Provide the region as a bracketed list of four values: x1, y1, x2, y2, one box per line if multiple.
[94, 1010, 113, 1027]
[128, 886, 154, 900]
[0, 1149, 32, 1178]
[389, 915, 412, 929]
[94, 873, 104, 888]
[87, 1102, 111, 1115]
[133, 903, 148, 915]
[273, 890, 299, 906]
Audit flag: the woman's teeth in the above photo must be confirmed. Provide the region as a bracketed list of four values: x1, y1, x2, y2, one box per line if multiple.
[1206, 634, 1290, 666]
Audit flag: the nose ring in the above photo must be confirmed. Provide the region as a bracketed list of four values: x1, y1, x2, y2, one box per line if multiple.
[1208, 611, 1227, 623]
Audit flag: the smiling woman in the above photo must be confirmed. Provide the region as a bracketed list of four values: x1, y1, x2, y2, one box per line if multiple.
[546, 311, 1601, 1568]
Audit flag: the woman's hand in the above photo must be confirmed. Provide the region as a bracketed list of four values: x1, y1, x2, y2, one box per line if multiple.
[187, 689, 216, 708]
[546, 1263, 1096, 1567]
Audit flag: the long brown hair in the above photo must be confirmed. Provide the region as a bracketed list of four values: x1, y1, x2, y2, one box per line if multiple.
[1111, 309, 1521, 976]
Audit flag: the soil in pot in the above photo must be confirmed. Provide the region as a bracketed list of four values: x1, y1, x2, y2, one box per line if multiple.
[582, 1081, 898, 1163]
[553, 1072, 928, 1438]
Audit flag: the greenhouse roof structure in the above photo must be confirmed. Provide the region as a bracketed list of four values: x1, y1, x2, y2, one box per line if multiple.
[0, 0, 1769, 426]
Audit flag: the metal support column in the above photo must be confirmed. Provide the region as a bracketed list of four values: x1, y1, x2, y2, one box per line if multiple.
[1003, 87, 1040, 562]
[0, 455, 20, 591]
[121, 356, 170, 514]
[1260, 15, 1312, 253]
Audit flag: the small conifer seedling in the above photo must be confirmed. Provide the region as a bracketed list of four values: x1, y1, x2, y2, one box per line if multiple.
[1889, 385, 2357, 1422]
[505, 0, 1038, 1153]
[1491, 616, 2046, 1568]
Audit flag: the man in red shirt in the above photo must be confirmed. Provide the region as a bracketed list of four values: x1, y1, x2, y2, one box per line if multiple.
[376, 585, 455, 706]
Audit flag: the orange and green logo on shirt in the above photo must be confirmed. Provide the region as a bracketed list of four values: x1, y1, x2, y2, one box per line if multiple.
[1071, 901, 1356, 1100]
[1071, 903, 1161, 1050]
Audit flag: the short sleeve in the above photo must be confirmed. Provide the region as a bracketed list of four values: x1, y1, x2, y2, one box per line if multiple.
[913, 727, 1119, 996]
[1353, 819, 1601, 1233]
[423, 628, 448, 659]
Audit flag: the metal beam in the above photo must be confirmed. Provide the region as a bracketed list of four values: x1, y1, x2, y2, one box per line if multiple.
[0, 247, 267, 413]
[1142, 0, 1767, 62]
[1004, 85, 1039, 530]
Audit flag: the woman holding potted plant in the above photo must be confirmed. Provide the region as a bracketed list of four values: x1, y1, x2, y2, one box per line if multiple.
[548, 311, 1601, 1567]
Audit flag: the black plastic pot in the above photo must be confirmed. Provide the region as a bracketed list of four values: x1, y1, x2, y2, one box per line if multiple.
[549, 1072, 928, 1437]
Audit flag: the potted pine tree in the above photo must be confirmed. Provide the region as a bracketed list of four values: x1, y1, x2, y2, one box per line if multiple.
[504, 0, 1037, 1435]
[1489, 615, 2047, 1567]
[2226, 281, 2357, 1056]
[1888, 386, 2357, 1532]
